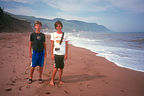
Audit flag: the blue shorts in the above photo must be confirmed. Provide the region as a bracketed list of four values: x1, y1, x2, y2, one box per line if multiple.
[31, 50, 44, 67]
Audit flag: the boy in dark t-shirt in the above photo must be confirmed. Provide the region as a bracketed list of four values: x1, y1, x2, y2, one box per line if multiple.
[28, 21, 47, 84]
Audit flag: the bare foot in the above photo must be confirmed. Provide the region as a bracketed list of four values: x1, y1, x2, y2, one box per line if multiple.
[49, 80, 54, 86]
[59, 81, 64, 85]
[38, 78, 43, 84]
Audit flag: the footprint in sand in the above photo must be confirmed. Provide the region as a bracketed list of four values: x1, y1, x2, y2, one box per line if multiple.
[80, 89, 83, 92]
[6, 83, 15, 86]
[0, 62, 4, 68]
[0, 62, 3, 64]
[45, 92, 51, 95]
[5, 88, 12, 91]
[7, 46, 12, 48]
[10, 76, 21, 84]
[64, 90, 69, 94]
[19, 86, 22, 91]
[79, 83, 83, 85]
[19, 86, 24, 91]
[13, 69, 16, 73]
[102, 80, 109, 84]
[120, 90, 128, 95]
[9, 55, 11, 58]
[87, 84, 91, 87]
[11, 80, 16, 84]
[96, 72, 100, 75]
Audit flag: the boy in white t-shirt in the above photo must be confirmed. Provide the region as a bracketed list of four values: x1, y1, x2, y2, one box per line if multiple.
[50, 21, 69, 85]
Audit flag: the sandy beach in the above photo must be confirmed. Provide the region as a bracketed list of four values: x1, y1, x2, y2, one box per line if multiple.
[0, 32, 144, 96]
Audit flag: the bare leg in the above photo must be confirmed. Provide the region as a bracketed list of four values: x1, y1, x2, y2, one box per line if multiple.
[59, 68, 64, 84]
[30, 67, 35, 79]
[39, 66, 43, 79]
[50, 67, 58, 85]
[28, 67, 35, 84]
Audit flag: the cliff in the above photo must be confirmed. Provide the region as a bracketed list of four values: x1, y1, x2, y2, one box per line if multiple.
[0, 7, 33, 32]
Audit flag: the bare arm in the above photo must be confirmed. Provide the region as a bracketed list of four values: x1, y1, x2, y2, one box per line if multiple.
[43, 42, 47, 57]
[65, 41, 68, 60]
[29, 41, 32, 58]
[51, 41, 54, 60]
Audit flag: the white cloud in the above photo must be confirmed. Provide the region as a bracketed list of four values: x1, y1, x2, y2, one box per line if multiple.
[56, 12, 101, 23]
[5, 6, 36, 16]
[2, 0, 144, 14]
[43, 0, 111, 12]
[13, 0, 30, 3]
[107, 0, 144, 13]
[35, 15, 57, 20]
[43, 0, 144, 13]
[2, 0, 38, 4]
[0, 0, 9, 1]
[4, 0, 144, 13]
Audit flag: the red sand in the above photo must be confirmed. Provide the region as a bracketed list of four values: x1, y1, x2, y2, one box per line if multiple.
[0, 32, 144, 96]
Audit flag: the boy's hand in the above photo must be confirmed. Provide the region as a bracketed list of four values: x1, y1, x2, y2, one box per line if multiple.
[30, 53, 32, 58]
[64, 55, 68, 60]
[51, 54, 54, 60]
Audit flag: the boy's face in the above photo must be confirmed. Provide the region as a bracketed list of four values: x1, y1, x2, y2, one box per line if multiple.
[56, 24, 62, 31]
[35, 24, 41, 31]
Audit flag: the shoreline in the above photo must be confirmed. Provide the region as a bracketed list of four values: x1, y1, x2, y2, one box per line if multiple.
[67, 35, 144, 72]
[71, 44, 144, 73]
[70, 44, 144, 73]
[66, 32, 144, 73]
[0, 32, 144, 96]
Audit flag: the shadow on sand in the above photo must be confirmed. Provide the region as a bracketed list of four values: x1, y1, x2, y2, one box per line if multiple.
[63, 74, 106, 83]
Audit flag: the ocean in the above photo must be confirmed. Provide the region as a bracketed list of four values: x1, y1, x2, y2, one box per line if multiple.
[45, 31, 144, 72]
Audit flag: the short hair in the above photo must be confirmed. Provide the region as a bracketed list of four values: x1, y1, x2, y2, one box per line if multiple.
[34, 21, 42, 26]
[54, 21, 63, 29]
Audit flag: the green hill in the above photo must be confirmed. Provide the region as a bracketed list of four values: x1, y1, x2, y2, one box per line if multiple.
[0, 7, 33, 32]
[10, 13, 112, 33]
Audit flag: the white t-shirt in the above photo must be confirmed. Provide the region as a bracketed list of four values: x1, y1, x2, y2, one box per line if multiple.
[51, 32, 68, 55]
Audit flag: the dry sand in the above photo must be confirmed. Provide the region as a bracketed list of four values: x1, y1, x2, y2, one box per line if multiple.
[0, 32, 144, 96]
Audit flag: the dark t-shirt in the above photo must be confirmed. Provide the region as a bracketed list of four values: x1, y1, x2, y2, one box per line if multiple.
[30, 32, 45, 52]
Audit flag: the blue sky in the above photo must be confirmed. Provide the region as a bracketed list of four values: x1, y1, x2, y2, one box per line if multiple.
[0, 0, 144, 32]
